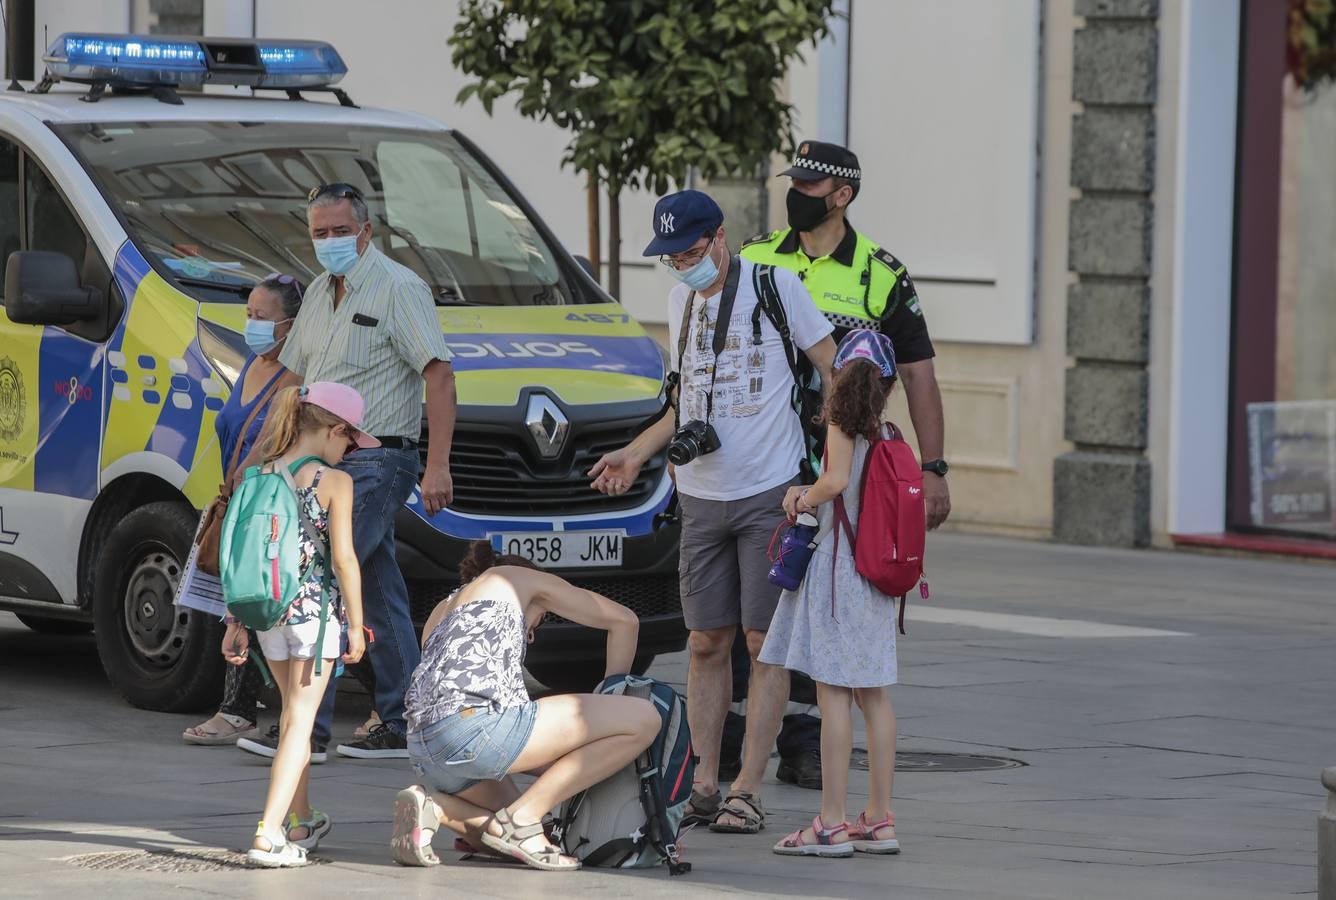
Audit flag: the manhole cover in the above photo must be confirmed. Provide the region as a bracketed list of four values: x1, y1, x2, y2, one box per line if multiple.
[851, 749, 1026, 773]
[66, 847, 329, 872]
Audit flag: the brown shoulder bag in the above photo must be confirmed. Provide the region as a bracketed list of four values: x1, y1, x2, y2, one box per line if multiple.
[195, 376, 283, 575]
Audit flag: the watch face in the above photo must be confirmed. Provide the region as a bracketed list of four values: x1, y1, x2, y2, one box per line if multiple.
[924, 460, 948, 476]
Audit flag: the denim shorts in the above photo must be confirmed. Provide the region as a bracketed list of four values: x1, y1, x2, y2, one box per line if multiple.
[408, 702, 539, 795]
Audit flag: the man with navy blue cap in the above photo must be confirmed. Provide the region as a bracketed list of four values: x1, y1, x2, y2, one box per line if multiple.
[591, 190, 836, 835]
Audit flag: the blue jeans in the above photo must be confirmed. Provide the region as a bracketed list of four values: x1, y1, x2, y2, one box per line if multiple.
[313, 446, 420, 743]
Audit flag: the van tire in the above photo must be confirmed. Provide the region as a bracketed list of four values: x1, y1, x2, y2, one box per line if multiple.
[93, 501, 223, 712]
[527, 653, 654, 694]
[15, 614, 93, 635]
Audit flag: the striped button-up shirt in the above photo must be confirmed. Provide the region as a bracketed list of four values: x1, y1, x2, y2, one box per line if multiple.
[280, 245, 452, 439]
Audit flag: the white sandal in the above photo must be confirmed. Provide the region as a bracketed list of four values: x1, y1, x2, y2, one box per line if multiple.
[247, 822, 309, 868]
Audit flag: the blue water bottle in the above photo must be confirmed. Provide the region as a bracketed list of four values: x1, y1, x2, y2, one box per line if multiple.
[767, 512, 821, 591]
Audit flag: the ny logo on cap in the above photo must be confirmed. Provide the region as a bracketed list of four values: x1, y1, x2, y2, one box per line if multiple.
[659, 212, 675, 234]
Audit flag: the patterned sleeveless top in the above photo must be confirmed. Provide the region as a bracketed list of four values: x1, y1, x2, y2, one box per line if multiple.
[281, 465, 342, 627]
[404, 591, 531, 733]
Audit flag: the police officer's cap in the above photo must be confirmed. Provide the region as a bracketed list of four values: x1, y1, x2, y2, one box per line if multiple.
[780, 140, 862, 183]
[643, 190, 724, 256]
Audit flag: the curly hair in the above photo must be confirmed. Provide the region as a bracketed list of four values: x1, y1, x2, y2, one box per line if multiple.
[458, 539, 541, 585]
[821, 358, 896, 442]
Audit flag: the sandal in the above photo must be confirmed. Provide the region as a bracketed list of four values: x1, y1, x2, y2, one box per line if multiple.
[286, 809, 331, 852]
[391, 786, 441, 867]
[354, 711, 382, 741]
[246, 821, 308, 868]
[773, 815, 854, 857]
[681, 789, 722, 828]
[709, 791, 766, 834]
[480, 808, 581, 872]
[183, 712, 257, 746]
[847, 810, 900, 854]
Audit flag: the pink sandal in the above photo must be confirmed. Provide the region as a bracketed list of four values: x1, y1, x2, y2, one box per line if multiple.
[847, 811, 900, 854]
[772, 816, 854, 857]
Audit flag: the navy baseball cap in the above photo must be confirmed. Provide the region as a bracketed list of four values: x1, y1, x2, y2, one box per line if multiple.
[643, 190, 724, 256]
[780, 140, 862, 182]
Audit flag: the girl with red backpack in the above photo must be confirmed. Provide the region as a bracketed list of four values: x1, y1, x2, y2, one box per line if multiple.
[760, 329, 904, 859]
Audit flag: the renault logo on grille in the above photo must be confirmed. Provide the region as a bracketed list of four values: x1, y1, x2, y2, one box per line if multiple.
[525, 394, 569, 459]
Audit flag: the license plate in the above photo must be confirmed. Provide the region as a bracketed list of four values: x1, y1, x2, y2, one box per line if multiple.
[491, 531, 623, 569]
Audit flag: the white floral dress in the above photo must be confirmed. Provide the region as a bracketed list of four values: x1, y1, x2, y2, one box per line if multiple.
[759, 433, 899, 688]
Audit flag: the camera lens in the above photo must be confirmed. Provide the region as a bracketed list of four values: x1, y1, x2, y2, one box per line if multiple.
[667, 436, 697, 467]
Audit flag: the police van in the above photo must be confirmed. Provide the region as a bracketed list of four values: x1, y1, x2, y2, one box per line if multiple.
[0, 33, 683, 709]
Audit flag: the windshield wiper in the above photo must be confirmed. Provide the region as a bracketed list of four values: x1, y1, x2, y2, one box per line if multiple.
[227, 210, 319, 281]
[173, 276, 252, 299]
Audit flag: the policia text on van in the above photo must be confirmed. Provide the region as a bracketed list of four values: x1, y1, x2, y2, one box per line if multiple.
[0, 33, 684, 709]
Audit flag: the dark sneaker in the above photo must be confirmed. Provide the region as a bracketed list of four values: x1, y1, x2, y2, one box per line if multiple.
[776, 749, 822, 790]
[336, 723, 409, 759]
[237, 724, 328, 765]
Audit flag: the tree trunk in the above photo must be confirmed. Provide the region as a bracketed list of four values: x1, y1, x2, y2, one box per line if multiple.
[607, 183, 622, 299]
[585, 170, 601, 284]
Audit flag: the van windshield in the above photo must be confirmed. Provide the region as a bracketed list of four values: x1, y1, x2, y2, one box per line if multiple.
[52, 121, 594, 306]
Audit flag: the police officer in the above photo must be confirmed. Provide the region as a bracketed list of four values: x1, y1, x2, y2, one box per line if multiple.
[724, 141, 951, 792]
[742, 140, 950, 528]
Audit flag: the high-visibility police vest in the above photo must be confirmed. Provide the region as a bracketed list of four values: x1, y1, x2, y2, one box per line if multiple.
[740, 225, 910, 333]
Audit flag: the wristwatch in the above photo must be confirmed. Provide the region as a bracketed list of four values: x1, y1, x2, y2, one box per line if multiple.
[921, 459, 949, 477]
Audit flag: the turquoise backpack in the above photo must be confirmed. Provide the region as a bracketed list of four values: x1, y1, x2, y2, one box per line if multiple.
[219, 455, 334, 673]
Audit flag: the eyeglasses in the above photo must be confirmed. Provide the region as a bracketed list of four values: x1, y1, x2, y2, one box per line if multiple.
[262, 272, 305, 298]
[307, 182, 364, 203]
[659, 232, 716, 270]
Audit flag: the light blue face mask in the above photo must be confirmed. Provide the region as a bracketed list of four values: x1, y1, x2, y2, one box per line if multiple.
[244, 317, 292, 355]
[312, 234, 361, 275]
[671, 238, 720, 291]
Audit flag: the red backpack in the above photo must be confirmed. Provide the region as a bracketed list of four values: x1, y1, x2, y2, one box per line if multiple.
[832, 424, 929, 633]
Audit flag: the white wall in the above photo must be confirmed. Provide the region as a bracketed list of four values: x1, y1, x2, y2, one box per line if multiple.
[1163, 0, 1240, 535]
[845, 0, 1041, 345]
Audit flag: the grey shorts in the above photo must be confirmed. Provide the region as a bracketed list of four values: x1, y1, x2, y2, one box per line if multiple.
[677, 479, 798, 633]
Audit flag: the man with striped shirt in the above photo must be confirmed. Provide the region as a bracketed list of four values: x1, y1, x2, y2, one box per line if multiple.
[272, 183, 457, 760]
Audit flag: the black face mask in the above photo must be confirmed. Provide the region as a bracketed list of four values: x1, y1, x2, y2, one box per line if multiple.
[786, 187, 837, 232]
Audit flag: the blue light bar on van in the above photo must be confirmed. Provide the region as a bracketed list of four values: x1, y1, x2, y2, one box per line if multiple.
[43, 33, 347, 89]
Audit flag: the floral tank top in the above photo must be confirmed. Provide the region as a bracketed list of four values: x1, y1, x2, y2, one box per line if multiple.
[281, 465, 342, 628]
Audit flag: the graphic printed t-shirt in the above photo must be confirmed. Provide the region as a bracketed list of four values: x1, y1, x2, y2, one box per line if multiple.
[667, 258, 832, 502]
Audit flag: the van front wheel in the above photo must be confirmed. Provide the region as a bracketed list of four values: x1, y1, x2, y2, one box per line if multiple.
[92, 501, 223, 712]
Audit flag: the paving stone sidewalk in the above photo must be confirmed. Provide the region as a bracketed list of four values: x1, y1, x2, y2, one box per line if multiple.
[1, 533, 1332, 898]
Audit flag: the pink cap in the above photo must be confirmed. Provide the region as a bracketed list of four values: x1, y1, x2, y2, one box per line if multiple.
[300, 382, 380, 449]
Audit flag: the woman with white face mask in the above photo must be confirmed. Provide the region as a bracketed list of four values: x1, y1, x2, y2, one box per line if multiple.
[182, 274, 305, 747]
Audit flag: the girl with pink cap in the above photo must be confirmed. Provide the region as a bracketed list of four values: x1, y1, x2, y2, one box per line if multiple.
[221, 381, 376, 867]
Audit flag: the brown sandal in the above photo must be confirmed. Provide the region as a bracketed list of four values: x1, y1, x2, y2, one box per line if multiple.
[709, 791, 766, 834]
[480, 808, 580, 872]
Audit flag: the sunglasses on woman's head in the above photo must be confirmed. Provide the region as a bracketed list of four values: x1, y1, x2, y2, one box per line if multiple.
[262, 272, 305, 298]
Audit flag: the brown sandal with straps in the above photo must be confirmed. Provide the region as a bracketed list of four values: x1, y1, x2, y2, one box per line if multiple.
[480, 808, 581, 872]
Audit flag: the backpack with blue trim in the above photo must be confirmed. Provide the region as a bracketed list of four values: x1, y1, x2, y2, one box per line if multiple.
[554, 674, 694, 875]
[218, 455, 333, 673]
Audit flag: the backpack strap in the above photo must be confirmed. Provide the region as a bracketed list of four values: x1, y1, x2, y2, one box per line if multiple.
[624, 680, 691, 875]
[751, 264, 818, 484]
[225, 369, 284, 482]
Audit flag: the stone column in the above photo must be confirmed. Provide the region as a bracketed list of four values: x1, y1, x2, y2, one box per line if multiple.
[1322, 766, 1336, 900]
[1053, 0, 1159, 547]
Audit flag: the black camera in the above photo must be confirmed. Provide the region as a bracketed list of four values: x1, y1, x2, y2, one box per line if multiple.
[667, 419, 722, 466]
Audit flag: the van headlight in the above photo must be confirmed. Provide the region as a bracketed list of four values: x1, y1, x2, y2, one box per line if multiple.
[198, 319, 248, 388]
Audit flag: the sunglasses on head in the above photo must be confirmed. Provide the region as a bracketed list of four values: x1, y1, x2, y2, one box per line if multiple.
[262, 272, 305, 297]
[307, 182, 365, 203]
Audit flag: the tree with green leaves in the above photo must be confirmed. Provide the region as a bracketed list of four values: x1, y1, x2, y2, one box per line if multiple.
[449, 0, 836, 298]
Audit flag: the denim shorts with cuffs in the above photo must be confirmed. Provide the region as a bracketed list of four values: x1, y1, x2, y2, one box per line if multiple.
[408, 701, 539, 795]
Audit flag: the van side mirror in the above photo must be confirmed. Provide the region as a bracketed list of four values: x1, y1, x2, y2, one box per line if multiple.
[4, 251, 101, 326]
[573, 254, 597, 280]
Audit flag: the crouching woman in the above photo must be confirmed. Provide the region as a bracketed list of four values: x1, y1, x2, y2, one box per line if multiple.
[390, 541, 659, 872]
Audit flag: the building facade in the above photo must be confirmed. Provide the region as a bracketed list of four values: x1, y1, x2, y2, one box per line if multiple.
[6, 0, 1330, 552]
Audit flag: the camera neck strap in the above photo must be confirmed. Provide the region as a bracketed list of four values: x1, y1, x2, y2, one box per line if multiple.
[675, 255, 742, 426]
